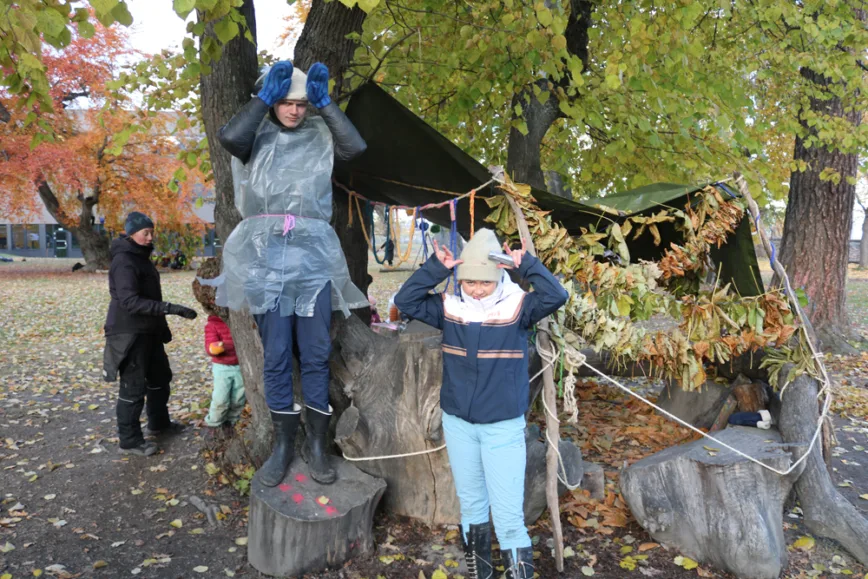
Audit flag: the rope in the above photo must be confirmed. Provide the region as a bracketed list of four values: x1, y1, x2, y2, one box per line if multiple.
[333, 177, 495, 212]
[342, 443, 447, 462]
[382, 206, 417, 269]
[369, 203, 389, 265]
[469, 189, 476, 239]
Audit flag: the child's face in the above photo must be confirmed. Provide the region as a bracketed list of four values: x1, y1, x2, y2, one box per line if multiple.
[460, 280, 497, 299]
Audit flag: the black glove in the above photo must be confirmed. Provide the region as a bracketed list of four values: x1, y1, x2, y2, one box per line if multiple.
[163, 302, 198, 320]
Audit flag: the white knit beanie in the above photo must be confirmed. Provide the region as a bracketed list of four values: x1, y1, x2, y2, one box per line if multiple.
[457, 229, 502, 282]
[284, 67, 308, 101]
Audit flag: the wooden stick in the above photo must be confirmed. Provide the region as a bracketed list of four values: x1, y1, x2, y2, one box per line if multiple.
[503, 193, 565, 573]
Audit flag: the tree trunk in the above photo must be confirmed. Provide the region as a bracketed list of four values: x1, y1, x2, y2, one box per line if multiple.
[506, 83, 563, 189]
[35, 178, 110, 270]
[776, 67, 860, 354]
[197, 0, 274, 461]
[506, 0, 591, 189]
[860, 209, 868, 268]
[777, 365, 868, 566]
[294, 0, 371, 309]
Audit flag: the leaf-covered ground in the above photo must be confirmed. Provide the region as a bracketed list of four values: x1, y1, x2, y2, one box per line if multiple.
[0, 256, 866, 579]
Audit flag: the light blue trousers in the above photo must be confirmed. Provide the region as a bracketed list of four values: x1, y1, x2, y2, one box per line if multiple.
[205, 364, 246, 427]
[442, 412, 531, 555]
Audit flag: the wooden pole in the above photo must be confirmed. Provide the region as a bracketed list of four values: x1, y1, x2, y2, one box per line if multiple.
[503, 193, 565, 572]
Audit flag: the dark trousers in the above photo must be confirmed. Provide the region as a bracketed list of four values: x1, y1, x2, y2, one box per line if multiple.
[113, 334, 173, 448]
[254, 283, 332, 413]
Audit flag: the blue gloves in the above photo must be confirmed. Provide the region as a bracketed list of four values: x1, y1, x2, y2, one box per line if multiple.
[306, 62, 331, 108]
[258, 61, 293, 106]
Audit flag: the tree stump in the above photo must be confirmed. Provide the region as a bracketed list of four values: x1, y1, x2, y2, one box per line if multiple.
[778, 365, 868, 566]
[656, 379, 732, 429]
[620, 426, 798, 579]
[523, 424, 584, 525]
[330, 316, 582, 526]
[248, 457, 386, 577]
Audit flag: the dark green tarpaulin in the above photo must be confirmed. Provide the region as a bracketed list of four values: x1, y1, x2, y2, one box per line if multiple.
[337, 83, 762, 296]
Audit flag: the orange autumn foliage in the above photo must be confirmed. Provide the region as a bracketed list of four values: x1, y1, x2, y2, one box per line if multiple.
[0, 19, 204, 238]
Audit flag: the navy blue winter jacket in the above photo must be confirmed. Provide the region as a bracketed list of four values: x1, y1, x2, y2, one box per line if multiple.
[395, 255, 569, 424]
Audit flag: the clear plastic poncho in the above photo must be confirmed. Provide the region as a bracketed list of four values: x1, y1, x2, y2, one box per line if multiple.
[220, 114, 368, 317]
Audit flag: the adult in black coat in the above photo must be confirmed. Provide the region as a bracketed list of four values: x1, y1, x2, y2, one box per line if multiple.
[103, 212, 198, 456]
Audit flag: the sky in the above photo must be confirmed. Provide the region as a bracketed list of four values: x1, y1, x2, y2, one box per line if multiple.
[125, 0, 298, 58]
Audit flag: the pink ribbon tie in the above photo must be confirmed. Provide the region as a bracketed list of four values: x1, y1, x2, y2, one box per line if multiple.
[253, 213, 297, 236]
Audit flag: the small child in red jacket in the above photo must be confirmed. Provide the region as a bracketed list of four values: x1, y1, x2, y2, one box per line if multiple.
[193, 258, 245, 436]
[204, 315, 245, 433]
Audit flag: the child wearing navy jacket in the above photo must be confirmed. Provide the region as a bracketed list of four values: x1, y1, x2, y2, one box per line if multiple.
[395, 228, 569, 579]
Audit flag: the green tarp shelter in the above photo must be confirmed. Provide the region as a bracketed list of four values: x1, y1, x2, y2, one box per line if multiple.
[337, 83, 762, 296]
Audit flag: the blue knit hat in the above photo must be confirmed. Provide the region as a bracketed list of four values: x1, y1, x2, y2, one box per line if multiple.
[124, 211, 154, 236]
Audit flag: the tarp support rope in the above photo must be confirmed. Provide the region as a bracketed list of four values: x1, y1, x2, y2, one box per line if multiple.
[369, 202, 389, 266]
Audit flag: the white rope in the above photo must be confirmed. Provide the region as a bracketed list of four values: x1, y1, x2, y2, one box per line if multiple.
[341, 443, 446, 462]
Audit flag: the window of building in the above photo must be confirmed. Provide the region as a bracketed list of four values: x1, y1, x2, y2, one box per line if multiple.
[0, 226, 8, 250]
[11, 224, 25, 249]
[26, 224, 40, 249]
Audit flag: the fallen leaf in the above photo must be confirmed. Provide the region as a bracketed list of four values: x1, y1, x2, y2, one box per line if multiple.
[793, 536, 815, 551]
[445, 529, 459, 542]
[674, 555, 699, 570]
[44, 494, 56, 501]
[193, 566, 209, 573]
[190, 528, 205, 535]
[316, 496, 330, 505]
[111, 541, 126, 547]
[860, 494, 868, 500]
[131, 489, 143, 495]
[432, 570, 448, 579]
[93, 560, 108, 569]
[563, 546, 575, 558]
[235, 537, 248, 546]
[0, 541, 15, 553]
[638, 543, 659, 552]
[581, 566, 595, 576]
[169, 519, 183, 528]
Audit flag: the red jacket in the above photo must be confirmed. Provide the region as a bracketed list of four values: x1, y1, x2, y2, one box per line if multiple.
[205, 315, 239, 366]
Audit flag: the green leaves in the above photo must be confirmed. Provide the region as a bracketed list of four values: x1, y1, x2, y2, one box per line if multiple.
[214, 18, 239, 43]
[173, 0, 197, 18]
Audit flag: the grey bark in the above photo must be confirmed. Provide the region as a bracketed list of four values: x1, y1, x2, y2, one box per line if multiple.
[620, 427, 800, 579]
[777, 365, 868, 566]
[776, 67, 860, 354]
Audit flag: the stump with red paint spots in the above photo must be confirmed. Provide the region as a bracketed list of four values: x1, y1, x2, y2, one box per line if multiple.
[248, 456, 386, 577]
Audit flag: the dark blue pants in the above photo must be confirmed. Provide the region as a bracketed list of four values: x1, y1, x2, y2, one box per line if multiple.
[254, 284, 332, 413]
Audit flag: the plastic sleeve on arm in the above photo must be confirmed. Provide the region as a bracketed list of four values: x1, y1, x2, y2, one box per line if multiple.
[518, 255, 570, 328]
[394, 257, 452, 330]
[217, 98, 269, 164]
[318, 102, 367, 161]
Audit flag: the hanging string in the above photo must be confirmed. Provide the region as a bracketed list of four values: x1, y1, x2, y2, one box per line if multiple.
[383, 207, 418, 268]
[416, 207, 429, 262]
[353, 194, 371, 245]
[469, 189, 476, 239]
[450, 199, 460, 295]
[332, 178, 495, 213]
[369, 202, 389, 266]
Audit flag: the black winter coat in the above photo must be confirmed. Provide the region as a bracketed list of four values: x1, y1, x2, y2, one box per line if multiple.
[104, 236, 170, 338]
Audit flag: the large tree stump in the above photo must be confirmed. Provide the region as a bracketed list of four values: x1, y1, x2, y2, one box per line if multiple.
[656, 379, 732, 430]
[248, 457, 386, 577]
[330, 316, 583, 526]
[778, 365, 868, 566]
[620, 426, 799, 579]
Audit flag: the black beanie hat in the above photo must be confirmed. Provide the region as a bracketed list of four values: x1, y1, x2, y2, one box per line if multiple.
[124, 211, 154, 236]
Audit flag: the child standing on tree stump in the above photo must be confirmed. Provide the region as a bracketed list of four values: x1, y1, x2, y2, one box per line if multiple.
[395, 229, 568, 579]
[193, 258, 246, 437]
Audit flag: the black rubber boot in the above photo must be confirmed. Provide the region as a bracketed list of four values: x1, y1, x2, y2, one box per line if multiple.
[460, 523, 493, 579]
[302, 406, 336, 484]
[257, 409, 301, 487]
[503, 546, 535, 579]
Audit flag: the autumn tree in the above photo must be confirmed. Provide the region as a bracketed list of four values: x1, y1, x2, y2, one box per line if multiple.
[0, 15, 203, 270]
